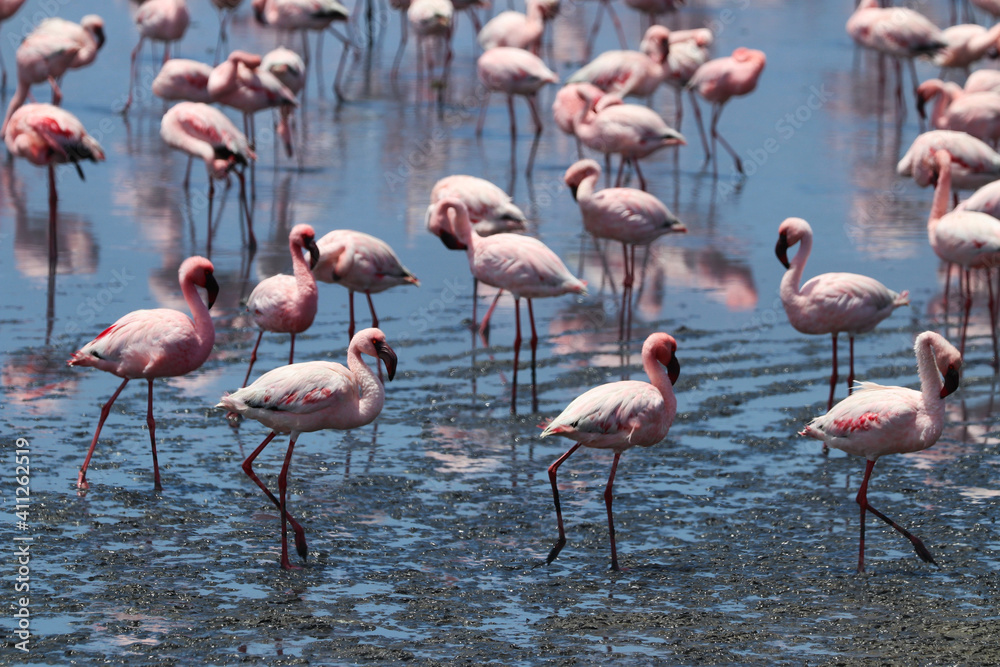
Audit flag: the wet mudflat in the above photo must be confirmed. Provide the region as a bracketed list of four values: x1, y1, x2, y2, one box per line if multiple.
[1, 0, 1000, 664]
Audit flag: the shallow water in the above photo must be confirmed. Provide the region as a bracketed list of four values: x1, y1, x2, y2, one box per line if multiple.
[2, 0, 1000, 663]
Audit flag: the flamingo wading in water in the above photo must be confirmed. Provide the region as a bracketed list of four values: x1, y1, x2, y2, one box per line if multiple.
[69, 256, 219, 491]
[775, 217, 910, 419]
[539, 331, 680, 571]
[799, 331, 962, 573]
[218, 328, 398, 569]
[124, 0, 191, 114]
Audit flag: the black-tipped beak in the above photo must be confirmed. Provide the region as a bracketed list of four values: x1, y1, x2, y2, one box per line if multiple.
[775, 232, 790, 269]
[374, 340, 397, 381]
[94, 26, 106, 49]
[569, 184, 578, 201]
[916, 93, 927, 120]
[667, 354, 680, 385]
[940, 365, 960, 398]
[438, 230, 467, 251]
[205, 271, 220, 309]
[306, 238, 320, 270]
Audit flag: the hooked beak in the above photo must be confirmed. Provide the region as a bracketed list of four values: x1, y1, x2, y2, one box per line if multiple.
[775, 232, 790, 269]
[306, 238, 320, 270]
[940, 365, 960, 398]
[374, 339, 397, 381]
[438, 230, 467, 251]
[569, 183, 578, 201]
[667, 354, 680, 385]
[94, 26, 106, 49]
[205, 271, 220, 309]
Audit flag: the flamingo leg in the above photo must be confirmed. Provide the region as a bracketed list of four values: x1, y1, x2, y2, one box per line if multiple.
[633, 159, 647, 191]
[605, 450, 623, 571]
[241, 431, 308, 561]
[847, 335, 856, 396]
[855, 459, 937, 573]
[348, 290, 357, 340]
[78, 377, 130, 490]
[528, 298, 538, 414]
[47, 165, 58, 262]
[479, 289, 504, 344]
[961, 268, 972, 356]
[943, 262, 953, 315]
[278, 435, 300, 569]
[471, 278, 479, 330]
[206, 177, 215, 258]
[605, 0, 628, 49]
[332, 33, 351, 102]
[511, 296, 522, 414]
[145, 379, 162, 491]
[391, 12, 408, 81]
[688, 90, 710, 163]
[236, 168, 256, 251]
[585, 0, 607, 59]
[527, 94, 544, 136]
[476, 91, 491, 136]
[365, 293, 379, 329]
[244, 330, 265, 387]
[289, 332, 296, 365]
[540, 442, 584, 566]
[828, 332, 839, 411]
[507, 94, 517, 142]
[124, 36, 146, 114]
[619, 242, 629, 340]
[710, 103, 743, 174]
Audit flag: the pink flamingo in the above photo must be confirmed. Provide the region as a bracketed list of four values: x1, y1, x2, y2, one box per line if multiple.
[660, 28, 713, 129]
[477, 0, 549, 54]
[312, 230, 420, 340]
[0, 15, 105, 135]
[964, 69, 1000, 94]
[124, 0, 191, 114]
[0, 0, 28, 92]
[539, 331, 679, 571]
[243, 224, 321, 386]
[552, 82, 606, 158]
[933, 23, 1000, 72]
[407, 0, 454, 96]
[926, 150, 1000, 363]
[152, 59, 213, 103]
[251, 0, 354, 100]
[432, 197, 586, 413]
[775, 217, 910, 417]
[687, 47, 766, 174]
[218, 327, 397, 569]
[568, 25, 671, 100]
[563, 158, 687, 339]
[69, 256, 219, 491]
[476, 47, 558, 141]
[574, 88, 686, 190]
[799, 331, 962, 573]
[427, 174, 527, 245]
[846, 0, 944, 116]
[160, 101, 256, 252]
[916, 79, 1000, 146]
[261, 47, 306, 158]
[897, 130, 1000, 191]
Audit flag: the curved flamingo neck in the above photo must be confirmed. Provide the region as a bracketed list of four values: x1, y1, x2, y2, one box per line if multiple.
[575, 169, 600, 203]
[346, 344, 386, 423]
[180, 270, 215, 350]
[914, 334, 944, 412]
[444, 201, 478, 252]
[290, 236, 318, 298]
[642, 347, 678, 422]
[929, 153, 952, 231]
[780, 227, 812, 306]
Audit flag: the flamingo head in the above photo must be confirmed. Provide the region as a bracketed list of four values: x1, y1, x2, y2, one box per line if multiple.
[932, 334, 963, 398]
[563, 159, 601, 200]
[640, 25, 671, 63]
[353, 328, 398, 381]
[81, 15, 105, 49]
[648, 332, 680, 385]
[774, 217, 811, 270]
[181, 256, 220, 309]
[292, 224, 320, 269]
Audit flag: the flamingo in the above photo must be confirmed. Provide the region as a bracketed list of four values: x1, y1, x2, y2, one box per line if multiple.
[243, 224, 321, 387]
[563, 158, 687, 340]
[426, 175, 527, 245]
[933, 23, 1000, 73]
[477, 0, 549, 54]
[897, 129, 1000, 191]
[159, 101, 257, 252]
[431, 197, 586, 413]
[799, 331, 962, 573]
[687, 47, 766, 174]
[964, 69, 1000, 94]
[0, 0, 28, 92]
[573, 88, 686, 190]
[916, 79, 1000, 146]
[251, 0, 354, 100]
[660, 28, 713, 129]
[926, 150, 1000, 362]
[846, 0, 944, 117]
[476, 47, 558, 143]
[218, 327, 398, 569]
[312, 230, 420, 340]
[69, 256, 219, 491]
[152, 59, 213, 103]
[0, 15, 106, 136]
[261, 47, 306, 158]
[124, 0, 191, 114]
[568, 25, 671, 100]
[211, 0, 244, 63]
[407, 0, 454, 97]
[775, 217, 910, 417]
[539, 331, 680, 571]
[552, 82, 606, 158]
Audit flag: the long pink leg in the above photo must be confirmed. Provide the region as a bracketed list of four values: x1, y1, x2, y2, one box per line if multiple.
[960, 268, 972, 356]
[605, 450, 623, 571]
[510, 297, 522, 414]
[527, 298, 538, 413]
[124, 36, 145, 114]
[540, 442, 584, 566]
[391, 12, 407, 81]
[241, 431, 308, 561]
[710, 103, 743, 174]
[527, 94, 544, 136]
[278, 435, 300, 569]
[688, 90, 710, 163]
[206, 177, 215, 258]
[847, 335, 856, 396]
[605, 0, 628, 49]
[479, 289, 504, 344]
[828, 332, 839, 411]
[507, 94, 517, 142]
[855, 459, 937, 573]
[146, 379, 162, 491]
[366, 293, 379, 329]
[78, 377, 130, 489]
[619, 243, 629, 340]
[243, 330, 265, 387]
[236, 168, 256, 250]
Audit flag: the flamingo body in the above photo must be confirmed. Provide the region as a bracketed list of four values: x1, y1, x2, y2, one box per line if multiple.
[427, 175, 526, 244]
[477, 0, 547, 53]
[897, 130, 1000, 190]
[152, 59, 213, 102]
[3, 103, 104, 170]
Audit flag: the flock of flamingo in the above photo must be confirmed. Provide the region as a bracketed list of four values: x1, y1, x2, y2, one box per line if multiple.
[0, 0, 993, 573]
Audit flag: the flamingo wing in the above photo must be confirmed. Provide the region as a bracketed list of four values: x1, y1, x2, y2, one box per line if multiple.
[229, 361, 359, 416]
[543, 381, 665, 444]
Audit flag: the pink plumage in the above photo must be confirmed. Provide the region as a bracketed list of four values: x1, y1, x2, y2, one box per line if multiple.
[776, 217, 909, 414]
[477, 0, 548, 53]
[568, 25, 672, 100]
[152, 59, 214, 103]
[800, 331, 962, 572]
[539, 332, 680, 570]
[242, 224, 320, 386]
[897, 129, 1000, 190]
[68, 256, 219, 490]
[917, 79, 1000, 146]
[218, 327, 398, 569]
[476, 47, 559, 140]
[426, 175, 527, 246]
[846, 0, 943, 59]
[934, 23, 1000, 70]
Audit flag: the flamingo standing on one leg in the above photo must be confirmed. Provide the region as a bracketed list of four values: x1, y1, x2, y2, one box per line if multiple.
[312, 230, 420, 340]
[218, 328, 398, 569]
[0, 0, 28, 93]
[799, 331, 962, 573]
[124, 0, 191, 114]
[430, 198, 586, 414]
[159, 101, 257, 253]
[686, 47, 766, 175]
[563, 158, 687, 340]
[775, 217, 910, 421]
[926, 150, 1000, 365]
[539, 331, 680, 571]
[69, 256, 219, 491]
[243, 224, 321, 386]
[476, 47, 559, 143]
